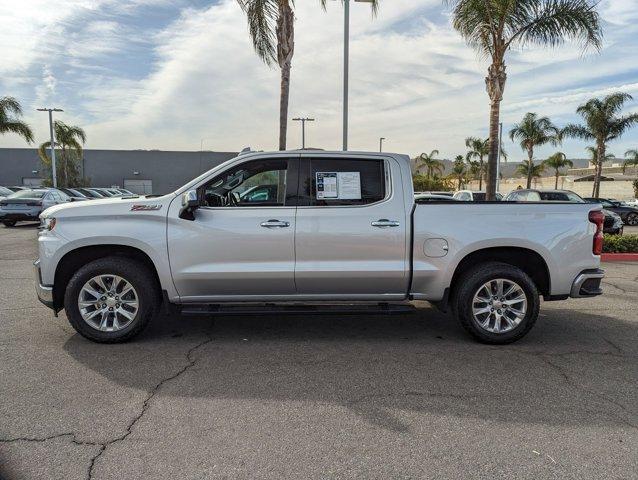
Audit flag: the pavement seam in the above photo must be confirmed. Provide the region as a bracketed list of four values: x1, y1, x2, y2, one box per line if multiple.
[85, 331, 214, 480]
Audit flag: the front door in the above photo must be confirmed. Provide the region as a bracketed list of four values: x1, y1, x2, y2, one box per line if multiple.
[294, 156, 409, 298]
[168, 157, 298, 301]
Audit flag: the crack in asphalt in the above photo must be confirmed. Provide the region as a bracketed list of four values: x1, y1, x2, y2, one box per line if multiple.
[0, 432, 99, 446]
[85, 332, 214, 480]
[0, 332, 214, 480]
[516, 351, 637, 430]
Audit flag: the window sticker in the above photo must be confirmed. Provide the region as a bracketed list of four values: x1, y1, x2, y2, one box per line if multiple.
[337, 172, 361, 200]
[316, 172, 338, 199]
[315, 171, 362, 200]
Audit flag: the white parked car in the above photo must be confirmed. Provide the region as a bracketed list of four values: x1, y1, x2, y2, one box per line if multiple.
[453, 190, 503, 201]
[35, 151, 604, 344]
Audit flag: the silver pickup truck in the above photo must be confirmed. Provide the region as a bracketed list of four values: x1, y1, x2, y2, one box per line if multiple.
[35, 151, 605, 344]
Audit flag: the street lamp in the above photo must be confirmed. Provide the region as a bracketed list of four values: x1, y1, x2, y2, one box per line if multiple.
[292, 117, 315, 148]
[37, 108, 63, 187]
[342, 0, 376, 151]
[379, 137, 385, 152]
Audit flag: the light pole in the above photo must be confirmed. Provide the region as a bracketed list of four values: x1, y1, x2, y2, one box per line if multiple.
[37, 108, 63, 187]
[379, 137, 385, 152]
[342, 0, 375, 151]
[292, 117, 315, 148]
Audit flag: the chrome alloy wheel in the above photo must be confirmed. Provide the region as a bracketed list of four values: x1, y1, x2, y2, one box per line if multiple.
[78, 274, 139, 332]
[472, 278, 527, 334]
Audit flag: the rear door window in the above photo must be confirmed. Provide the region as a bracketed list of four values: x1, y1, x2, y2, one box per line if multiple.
[301, 158, 387, 207]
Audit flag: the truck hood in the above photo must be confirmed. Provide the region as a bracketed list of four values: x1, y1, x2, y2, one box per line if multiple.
[41, 194, 176, 218]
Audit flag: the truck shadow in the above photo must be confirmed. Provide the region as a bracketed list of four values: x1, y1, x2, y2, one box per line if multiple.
[63, 308, 638, 432]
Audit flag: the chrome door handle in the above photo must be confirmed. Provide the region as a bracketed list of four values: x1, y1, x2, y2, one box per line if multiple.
[371, 219, 400, 228]
[260, 219, 290, 228]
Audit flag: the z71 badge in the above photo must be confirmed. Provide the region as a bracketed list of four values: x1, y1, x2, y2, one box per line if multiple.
[130, 204, 162, 211]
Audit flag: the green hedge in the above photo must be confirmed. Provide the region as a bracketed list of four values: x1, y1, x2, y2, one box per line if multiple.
[603, 234, 638, 253]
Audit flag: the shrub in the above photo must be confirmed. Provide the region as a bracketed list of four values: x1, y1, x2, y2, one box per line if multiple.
[412, 175, 453, 192]
[633, 179, 638, 198]
[602, 234, 638, 253]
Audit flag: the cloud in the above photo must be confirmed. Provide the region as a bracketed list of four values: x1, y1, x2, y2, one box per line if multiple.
[1, 0, 637, 162]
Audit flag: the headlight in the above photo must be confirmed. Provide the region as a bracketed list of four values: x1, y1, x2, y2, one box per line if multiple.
[40, 217, 57, 231]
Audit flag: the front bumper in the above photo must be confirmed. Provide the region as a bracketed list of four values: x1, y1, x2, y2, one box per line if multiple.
[570, 268, 605, 298]
[33, 259, 54, 309]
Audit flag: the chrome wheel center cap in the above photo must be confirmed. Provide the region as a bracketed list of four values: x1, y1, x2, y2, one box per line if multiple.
[105, 297, 117, 308]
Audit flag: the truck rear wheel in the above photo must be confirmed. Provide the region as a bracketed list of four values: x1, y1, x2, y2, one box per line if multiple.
[3, 221, 17, 227]
[452, 262, 540, 344]
[64, 257, 160, 343]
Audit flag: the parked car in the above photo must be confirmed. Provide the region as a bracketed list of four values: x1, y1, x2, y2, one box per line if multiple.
[114, 188, 135, 196]
[7, 186, 27, 192]
[415, 193, 461, 203]
[75, 188, 106, 198]
[504, 189, 624, 234]
[58, 188, 90, 202]
[35, 151, 604, 345]
[0, 186, 14, 199]
[1, 188, 72, 227]
[453, 190, 503, 201]
[85, 188, 117, 197]
[584, 197, 638, 226]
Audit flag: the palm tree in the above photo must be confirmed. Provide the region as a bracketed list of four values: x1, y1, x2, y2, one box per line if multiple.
[417, 150, 444, 178]
[450, 154, 467, 189]
[509, 113, 560, 189]
[622, 149, 638, 173]
[563, 93, 638, 197]
[465, 137, 488, 189]
[516, 162, 544, 185]
[446, 0, 602, 199]
[542, 152, 573, 189]
[0, 96, 34, 144]
[38, 121, 86, 187]
[237, 0, 379, 151]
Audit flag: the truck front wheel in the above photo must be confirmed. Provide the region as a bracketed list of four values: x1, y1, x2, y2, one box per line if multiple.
[64, 257, 160, 343]
[452, 262, 540, 344]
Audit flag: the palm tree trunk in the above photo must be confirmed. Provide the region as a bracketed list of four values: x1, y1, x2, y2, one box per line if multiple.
[593, 142, 605, 197]
[526, 147, 534, 189]
[485, 61, 506, 200]
[554, 171, 559, 190]
[486, 101, 500, 197]
[276, 1, 294, 151]
[478, 157, 483, 190]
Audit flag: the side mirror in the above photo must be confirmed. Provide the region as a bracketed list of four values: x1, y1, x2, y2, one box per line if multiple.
[179, 189, 199, 221]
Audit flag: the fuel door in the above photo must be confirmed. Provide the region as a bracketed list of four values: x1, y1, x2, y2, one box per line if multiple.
[423, 238, 449, 258]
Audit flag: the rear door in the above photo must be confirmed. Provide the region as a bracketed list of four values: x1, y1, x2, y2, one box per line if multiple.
[294, 155, 409, 298]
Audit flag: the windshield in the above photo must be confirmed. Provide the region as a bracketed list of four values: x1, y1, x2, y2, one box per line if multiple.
[0, 186, 13, 196]
[8, 189, 46, 199]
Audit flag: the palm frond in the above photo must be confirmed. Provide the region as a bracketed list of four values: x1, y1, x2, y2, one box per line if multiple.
[0, 120, 34, 143]
[561, 124, 594, 141]
[508, 0, 602, 51]
[237, 0, 278, 66]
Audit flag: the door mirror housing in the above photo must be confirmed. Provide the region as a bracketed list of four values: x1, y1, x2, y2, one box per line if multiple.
[179, 189, 199, 220]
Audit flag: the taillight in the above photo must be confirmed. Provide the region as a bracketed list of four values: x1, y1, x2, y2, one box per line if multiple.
[589, 210, 604, 255]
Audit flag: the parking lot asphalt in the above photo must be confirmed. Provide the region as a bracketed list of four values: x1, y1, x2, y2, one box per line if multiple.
[0, 224, 636, 480]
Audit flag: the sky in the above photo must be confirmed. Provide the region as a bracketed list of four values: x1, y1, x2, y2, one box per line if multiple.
[1, 0, 637, 162]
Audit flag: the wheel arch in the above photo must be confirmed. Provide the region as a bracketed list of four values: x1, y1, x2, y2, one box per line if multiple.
[53, 245, 162, 310]
[449, 246, 551, 301]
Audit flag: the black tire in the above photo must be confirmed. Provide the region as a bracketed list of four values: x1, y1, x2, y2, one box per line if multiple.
[626, 213, 638, 226]
[64, 257, 160, 343]
[3, 221, 17, 227]
[452, 262, 540, 344]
